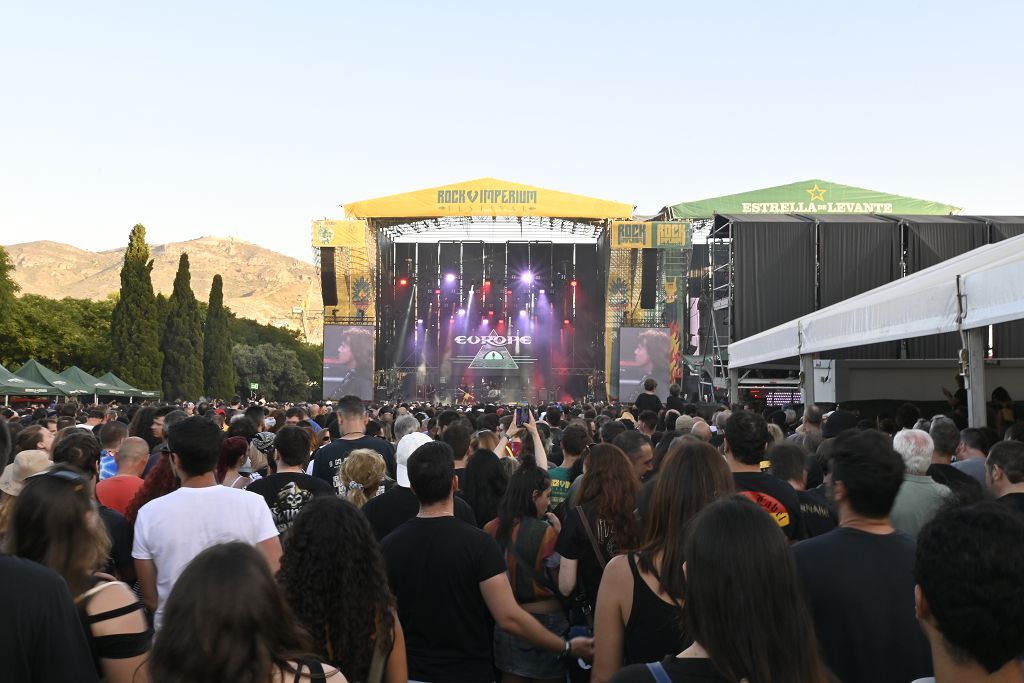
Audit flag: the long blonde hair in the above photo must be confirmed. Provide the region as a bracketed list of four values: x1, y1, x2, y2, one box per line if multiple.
[339, 449, 386, 508]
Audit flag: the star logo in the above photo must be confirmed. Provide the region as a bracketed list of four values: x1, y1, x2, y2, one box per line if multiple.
[806, 184, 827, 202]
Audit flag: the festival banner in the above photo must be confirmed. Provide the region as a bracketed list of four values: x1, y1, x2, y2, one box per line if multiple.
[312, 219, 370, 248]
[609, 221, 693, 250]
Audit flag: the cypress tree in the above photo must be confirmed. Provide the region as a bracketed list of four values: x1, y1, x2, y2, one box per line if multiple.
[161, 253, 205, 400]
[111, 225, 163, 389]
[203, 274, 237, 398]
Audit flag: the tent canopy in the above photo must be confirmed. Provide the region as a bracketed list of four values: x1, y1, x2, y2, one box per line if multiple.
[662, 179, 960, 219]
[729, 232, 1024, 368]
[15, 359, 91, 396]
[97, 372, 161, 399]
[0, 364, 62, 397]
[342, 178, 634, 220]
[59, 366, 109, 396]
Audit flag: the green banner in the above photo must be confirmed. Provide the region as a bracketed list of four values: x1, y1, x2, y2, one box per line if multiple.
[664, 179, 960, 219]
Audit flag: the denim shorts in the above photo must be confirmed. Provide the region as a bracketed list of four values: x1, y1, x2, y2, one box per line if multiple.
[493, 609, 569, 679]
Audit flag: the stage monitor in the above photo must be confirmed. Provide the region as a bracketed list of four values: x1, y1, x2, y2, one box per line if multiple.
[618, 327, 671, 403]
[323, 325, 375, 401]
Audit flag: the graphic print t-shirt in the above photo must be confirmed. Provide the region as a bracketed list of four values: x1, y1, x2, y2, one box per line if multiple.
[733, 471, 804, 540]
[246, 472, 335, 534]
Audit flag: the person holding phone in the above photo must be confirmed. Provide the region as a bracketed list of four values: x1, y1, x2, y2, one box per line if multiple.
[495, 408, 549, 469]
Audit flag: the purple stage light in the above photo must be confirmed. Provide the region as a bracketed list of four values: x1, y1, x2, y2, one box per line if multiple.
[458, 308, 466, 315]
[519, 309, 527, 316]
[445, 273, 457, 283]
[538, 289, 545, 295]
[416, 319, 423, 324]
[520, 271, 534, 284]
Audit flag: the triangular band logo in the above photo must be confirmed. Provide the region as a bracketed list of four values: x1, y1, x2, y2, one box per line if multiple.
[468, 330, 519, 370]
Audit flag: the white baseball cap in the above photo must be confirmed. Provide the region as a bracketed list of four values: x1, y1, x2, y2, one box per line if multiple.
[395, 432, 432, 488]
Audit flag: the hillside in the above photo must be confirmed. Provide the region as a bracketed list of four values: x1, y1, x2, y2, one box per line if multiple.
[6, 237, 324, 344]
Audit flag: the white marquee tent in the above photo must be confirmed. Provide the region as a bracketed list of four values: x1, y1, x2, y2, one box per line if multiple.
[729, 232, 1024, 424]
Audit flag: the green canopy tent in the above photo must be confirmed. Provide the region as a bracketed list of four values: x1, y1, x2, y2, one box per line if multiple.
[0, 364, 63, 405]
[59, 366, 112, 404]
[97, 371, 161, 401]
[15, 359, 91, 398]
[659, 179, 961, 219]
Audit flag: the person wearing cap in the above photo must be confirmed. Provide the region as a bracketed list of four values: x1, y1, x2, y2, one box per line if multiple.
[361, 431, 476, 541]
[0, 449, 52, 538]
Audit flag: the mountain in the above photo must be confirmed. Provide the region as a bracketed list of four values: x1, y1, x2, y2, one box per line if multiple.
[5, 237, 324, 344]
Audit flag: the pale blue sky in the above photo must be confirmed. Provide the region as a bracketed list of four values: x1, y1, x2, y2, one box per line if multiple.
[2, 1, 1022, 263]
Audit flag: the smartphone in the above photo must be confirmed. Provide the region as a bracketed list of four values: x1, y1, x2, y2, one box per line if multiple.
[515, 407, 528, 427]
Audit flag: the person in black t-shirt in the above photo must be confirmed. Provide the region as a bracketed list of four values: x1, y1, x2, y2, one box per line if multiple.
[247, 426, 334, 534]
[793, 429, 932, 683]
[925, 416, 984, 504]
[665, 383, 686, 414]
[0, 555, 100, 683]
[363, 432, 476, 541]
[768, 442, 836, 538]
[914, 502, 1024, 682]
[311, 396, 396, 494]
[986, 440, 1024, 515]
[633, 379, 663, 415]
[381, 440, 593, 683]
[724, 412, 804, 541]
[612, 496, 829, 683]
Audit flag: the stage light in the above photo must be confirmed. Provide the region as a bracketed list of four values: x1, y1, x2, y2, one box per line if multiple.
[398, 277, 408, 286]
[488, 310, 494, 316]
[520, 271, 534, 284]
[416, 319, 423, 324]
[538, 289, 545, 295]
[569, 280, 578, 287]
[445, 273, 457, 283]
[506, 289, 513, 296]
[519, 309, 527, 316]
[483, 279, 491, 288]
[458, 308, 466, 316]
[434, 289, 441, 295]
[563, 319, 571, 325]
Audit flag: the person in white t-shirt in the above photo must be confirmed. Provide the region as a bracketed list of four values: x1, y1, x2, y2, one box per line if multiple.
[132, 416, 281, 630]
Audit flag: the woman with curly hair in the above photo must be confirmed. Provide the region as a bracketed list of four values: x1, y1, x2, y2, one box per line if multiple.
[556, 443, 641, 614]
[124, 453, 180, 525]
[151, 541, 341, 683]
[339, 448, 386, 508]
[279, 496, 406, 683]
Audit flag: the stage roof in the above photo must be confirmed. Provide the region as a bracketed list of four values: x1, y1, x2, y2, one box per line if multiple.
[342, 178, 635, 221]
[661, 180, 961, 219]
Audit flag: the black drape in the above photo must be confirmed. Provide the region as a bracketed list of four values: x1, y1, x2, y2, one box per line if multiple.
[732, 216, 815, 341]
[986, 219, 1024, 358]
[904, 217, 987, 359]
[818, 218, 901, 359]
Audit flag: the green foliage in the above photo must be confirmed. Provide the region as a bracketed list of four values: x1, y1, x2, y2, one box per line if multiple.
[1, 295, 115, 374]
[161, 253, 205, 400]
[0, 245, 19, 348]
[232, 343, 310, 402]
[203, 275, 237, 399]
[227, 313, 322, 393]
[110, 225, 163, 389]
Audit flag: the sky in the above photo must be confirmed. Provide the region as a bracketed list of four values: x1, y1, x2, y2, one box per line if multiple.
[2, 1, 1023, 264]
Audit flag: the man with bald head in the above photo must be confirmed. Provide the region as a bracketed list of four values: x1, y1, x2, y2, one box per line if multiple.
[691, 421, 712, 442]
[96, 436, 149, 516]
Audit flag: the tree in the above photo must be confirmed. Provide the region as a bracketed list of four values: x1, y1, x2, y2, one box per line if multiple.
[203, 275, 237, 399]
[0, 246, 21, 359]
[232, 343, 309, 402]
[161, 253, 204, 400]
[110, 225, 163, 389]
[1, 295, 115, 373]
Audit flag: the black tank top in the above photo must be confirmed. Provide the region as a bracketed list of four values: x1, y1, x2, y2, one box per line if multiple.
[622, 552, 689, 665]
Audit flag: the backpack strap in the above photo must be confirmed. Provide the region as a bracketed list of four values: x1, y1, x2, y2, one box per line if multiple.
[577, 506, 607, 569]
[645, 661, 672, 683]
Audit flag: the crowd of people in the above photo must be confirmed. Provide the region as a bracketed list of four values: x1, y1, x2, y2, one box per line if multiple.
[1, 387, 1023, 683]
